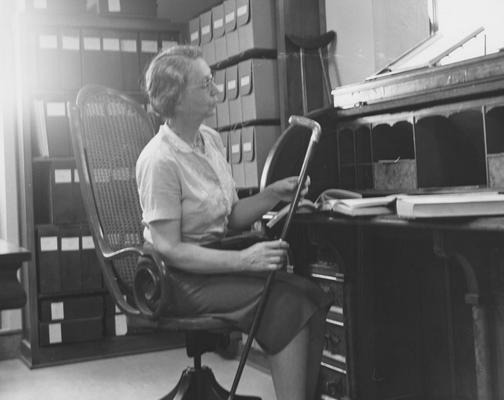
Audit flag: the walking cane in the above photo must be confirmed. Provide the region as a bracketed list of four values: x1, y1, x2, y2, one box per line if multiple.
[228, 115, 323, 400]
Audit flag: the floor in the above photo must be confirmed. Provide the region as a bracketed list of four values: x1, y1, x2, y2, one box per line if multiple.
[0, 348, 276, 399]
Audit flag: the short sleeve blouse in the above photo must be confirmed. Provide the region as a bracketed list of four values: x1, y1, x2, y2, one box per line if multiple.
[136, 123, 238, 245]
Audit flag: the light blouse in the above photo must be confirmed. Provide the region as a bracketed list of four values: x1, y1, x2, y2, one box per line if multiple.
[136, 123, 238, 245]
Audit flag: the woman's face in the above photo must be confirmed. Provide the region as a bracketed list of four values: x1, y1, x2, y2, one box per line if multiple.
[175, 57, 219, 122]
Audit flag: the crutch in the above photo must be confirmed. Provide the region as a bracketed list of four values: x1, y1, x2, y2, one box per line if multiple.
[228, 115, 323, 400]
[286, 31, 336, 115]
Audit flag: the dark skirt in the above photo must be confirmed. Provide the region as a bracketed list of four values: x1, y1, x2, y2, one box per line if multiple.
[162, 268, 332, 354]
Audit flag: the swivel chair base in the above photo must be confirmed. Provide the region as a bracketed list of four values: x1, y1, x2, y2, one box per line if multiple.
[161, 366, 261, 400]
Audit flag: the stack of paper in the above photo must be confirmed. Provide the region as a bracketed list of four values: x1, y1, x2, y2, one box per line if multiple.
[395, 192, 504, 219]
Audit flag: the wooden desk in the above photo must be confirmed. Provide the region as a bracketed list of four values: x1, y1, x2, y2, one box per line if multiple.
[289, 213, 504, 400]
[0, 239, 30, 310]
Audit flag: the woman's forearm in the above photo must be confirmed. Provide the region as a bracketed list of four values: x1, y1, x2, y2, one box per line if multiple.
[228, 186, 279, 230]
[158, 241, 243, 274]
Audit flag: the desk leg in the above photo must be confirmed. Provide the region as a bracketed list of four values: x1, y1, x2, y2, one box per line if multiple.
[433, 231, 492, 400]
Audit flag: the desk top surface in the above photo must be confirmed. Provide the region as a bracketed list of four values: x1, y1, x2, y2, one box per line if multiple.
[295, 212, 504, 234]
[0, 239, 31, 264]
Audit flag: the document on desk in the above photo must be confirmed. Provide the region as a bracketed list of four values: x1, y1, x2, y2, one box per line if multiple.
[319, 195, 397, 217]
[395, 192, 504, 219]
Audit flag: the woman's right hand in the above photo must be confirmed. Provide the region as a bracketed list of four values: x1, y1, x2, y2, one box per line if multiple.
[239, 239, 289, 271]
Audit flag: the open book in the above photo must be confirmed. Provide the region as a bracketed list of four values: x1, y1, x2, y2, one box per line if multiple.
[396, 192, 504, 219]
[319, 195, 397, 216]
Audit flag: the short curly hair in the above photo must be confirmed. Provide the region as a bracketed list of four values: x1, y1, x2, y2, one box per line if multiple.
[144, 45, 203, 120]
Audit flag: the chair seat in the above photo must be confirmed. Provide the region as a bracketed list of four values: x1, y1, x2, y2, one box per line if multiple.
[128, 313, 232, 331]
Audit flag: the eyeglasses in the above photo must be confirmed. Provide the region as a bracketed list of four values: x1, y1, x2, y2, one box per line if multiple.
[188, 74, 216, 91]
[200, 74, 215, 90]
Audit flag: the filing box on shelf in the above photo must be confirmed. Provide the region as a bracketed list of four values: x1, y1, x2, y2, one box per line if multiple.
[80, 226, 103, 289]
[188, 16, 200, 46]
[39, 317, 104, 346]
[59, 28, 82, 91]
[87, 0, 157, 17]
[139, 32, 159, 77]
[239, 58, 279, 122]
[159, 32, 178, 52]
[81, 30, 106, 86]
[215, 69, 229, 127]
[229, 128, 245, 188]
[40, 296, 104, 322]
[37, 225, 62, 294]
[226, 64, 242, 125]
[224, 0, 239, 58]
[36, 28, 60, 91]
[59, 226, 82, 291]
[26, 0, 86, 14]
[241, 125, 280, 188]
[36, 224, 102, 295]
[101, 31, 123, 89]
[236, 0, 276, 52]
[212, 4, 227, 63]
[33, 159, 86, 225]
[33, 98, 73, 157]
[200, 10, 215, 66]
[119, 32, 140, 91]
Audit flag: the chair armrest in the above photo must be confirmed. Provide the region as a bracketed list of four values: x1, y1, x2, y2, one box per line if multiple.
[133, 247, 170, 321]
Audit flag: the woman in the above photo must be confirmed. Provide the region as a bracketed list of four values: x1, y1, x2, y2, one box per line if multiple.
[136, 45, 331, 400]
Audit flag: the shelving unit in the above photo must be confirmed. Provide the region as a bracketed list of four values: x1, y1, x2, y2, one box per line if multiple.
[15, 7, 185, 368]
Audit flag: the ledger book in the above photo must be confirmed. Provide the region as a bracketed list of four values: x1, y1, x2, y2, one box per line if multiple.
[395, 192, 504, 219]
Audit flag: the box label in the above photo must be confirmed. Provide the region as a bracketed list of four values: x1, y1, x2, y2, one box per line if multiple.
[108, 0, 121, 12]
[214, 18, 224, 29]
[46, 102, 65, 117]
[61, 237, 79, 251]
[62, 36, 80, 51]
[49, 323, 62, 344]
[225, 12, 235, 24]
[83, 37, 101, 51]
[39, 35, 57, 49]
[120, 39, 137, 53]
[82, 236, 95, 250]
[54, 169, 72, 184]
[237, 5, 248, 17]
[40, 236, 58, 252]
[141, 40, 158, 53]
[103, 38, 120, 52]
[115, 314, 128, 336]
[51, 302, 64, 320]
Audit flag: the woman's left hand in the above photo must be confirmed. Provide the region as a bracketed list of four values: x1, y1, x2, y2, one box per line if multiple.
[266, 175, 310, 203]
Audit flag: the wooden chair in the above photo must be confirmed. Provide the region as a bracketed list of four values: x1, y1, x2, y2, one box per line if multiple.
[68, 84, 262, 400]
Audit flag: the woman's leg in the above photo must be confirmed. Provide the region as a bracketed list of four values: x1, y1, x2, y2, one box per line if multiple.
[305, 308, 327, 399]
[268, 323, 309, 400]
[268, 309, 327, 400]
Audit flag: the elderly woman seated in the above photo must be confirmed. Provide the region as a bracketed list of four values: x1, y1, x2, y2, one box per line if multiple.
[136, 45, 331, 400]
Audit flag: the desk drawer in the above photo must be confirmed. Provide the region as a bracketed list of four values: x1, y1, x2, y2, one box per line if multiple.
[310, 273, 344, 310]
[323, 319, 347, 365]
[319, 360, 348, 399]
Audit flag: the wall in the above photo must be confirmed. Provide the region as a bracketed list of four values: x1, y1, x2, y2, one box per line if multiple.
[325, 0, 430, 86]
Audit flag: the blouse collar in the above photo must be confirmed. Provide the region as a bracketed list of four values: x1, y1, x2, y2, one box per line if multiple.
[159, 122, 204, 154]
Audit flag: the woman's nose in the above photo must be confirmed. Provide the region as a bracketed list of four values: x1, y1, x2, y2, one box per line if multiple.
[210, 80, 220, 96]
